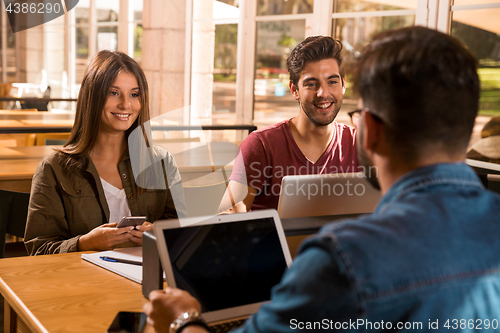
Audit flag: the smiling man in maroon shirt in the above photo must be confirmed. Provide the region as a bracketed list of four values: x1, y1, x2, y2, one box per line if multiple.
[219, 36, 359, 213]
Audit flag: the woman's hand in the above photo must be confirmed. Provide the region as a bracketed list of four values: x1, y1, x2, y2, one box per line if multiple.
[123, 221, 154, 246]
[77, 223, 135, 251]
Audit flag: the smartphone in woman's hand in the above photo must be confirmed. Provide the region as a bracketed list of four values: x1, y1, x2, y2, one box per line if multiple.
[116, 216, 147, 228]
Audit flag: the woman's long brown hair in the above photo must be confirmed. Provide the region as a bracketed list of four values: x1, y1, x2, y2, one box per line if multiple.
[57, 50, 150, 172]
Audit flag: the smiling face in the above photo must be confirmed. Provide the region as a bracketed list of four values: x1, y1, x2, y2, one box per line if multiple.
[100, 71, 141, 135]
[290, 58, 345, 127]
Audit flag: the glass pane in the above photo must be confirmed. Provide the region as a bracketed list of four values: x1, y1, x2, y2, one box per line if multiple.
[453, 0, 500, 5]
[214, 0, 240, 20]
[7, 23, 15, 48]
[97, 26, 118, 52]
[452, 7, 500, 162]
[75, 6, 88, 25]
[333, 0, 416, 12]
[258, 0, 313, 16]
[76, 27, 89, 59]
[133, 24, 143, 64]
[6, 41, 16, 83]
[213, 24, 238, 129]
[75, 27, 89, 84]
[332, 15, 414, 112]
[333, 15, 415, 48]
[254, 20, 305, 125]
[132, 0, 143, 21]
[451, 9, 500, 118]
[218, 0, 239, 6]
[96, 0, 119, 22]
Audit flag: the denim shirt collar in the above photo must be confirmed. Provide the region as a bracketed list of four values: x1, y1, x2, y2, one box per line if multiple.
[375, 162, 483, 215]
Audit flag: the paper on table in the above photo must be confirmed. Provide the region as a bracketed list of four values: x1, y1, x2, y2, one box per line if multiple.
[81, 247, 143, 284]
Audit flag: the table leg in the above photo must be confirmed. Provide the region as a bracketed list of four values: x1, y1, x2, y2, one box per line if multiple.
[4, 297, 18, 333]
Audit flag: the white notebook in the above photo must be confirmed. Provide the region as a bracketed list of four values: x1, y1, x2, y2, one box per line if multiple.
[81, 247, 143, 284]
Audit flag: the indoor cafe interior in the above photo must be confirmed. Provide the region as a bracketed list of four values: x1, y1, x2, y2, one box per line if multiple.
[0, 0, 499, 332]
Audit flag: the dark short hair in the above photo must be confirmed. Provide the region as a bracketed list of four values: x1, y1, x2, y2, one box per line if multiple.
[287, 36, 344, 88]
[354, 26, 480, 160]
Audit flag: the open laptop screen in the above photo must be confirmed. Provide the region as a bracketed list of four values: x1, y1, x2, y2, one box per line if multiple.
[162, 217, 287, 312]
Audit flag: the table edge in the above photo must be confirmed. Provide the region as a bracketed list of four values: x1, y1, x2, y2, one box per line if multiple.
[0, 276, 49, 333]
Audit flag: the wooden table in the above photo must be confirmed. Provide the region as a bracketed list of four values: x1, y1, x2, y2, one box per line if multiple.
[0, 252, 150, 333]
[0, 218, 340, 333]
[0, 110, 75, 120]
[0, 142, 238, 192]
[0, 119, 74, 134]
[0, 97, 77, 102]
[0, 111, 255, 134]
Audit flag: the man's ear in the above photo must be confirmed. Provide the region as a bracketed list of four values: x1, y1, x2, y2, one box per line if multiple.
[289, 81, 300, 101]
[362, 111, 382, 153]
[342, 77, 346, 95]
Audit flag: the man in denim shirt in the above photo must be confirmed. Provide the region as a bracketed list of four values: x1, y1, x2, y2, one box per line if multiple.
[144, 27, 500, 332]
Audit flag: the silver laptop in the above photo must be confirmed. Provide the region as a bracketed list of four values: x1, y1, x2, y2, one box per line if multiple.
[277, 172, 382, 218]
[153, 210, 292, 330]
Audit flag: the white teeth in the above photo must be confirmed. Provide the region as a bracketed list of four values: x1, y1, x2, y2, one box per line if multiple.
[113, 113, 130, 118]
[315, 103, 332, 109]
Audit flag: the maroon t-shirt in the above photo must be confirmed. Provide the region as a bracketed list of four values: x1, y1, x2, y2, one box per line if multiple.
[230, 119, 359, 210]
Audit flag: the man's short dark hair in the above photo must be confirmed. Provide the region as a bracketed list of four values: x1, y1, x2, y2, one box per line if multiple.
[287, 36, 344, 88]
[354, 26, 480, 160]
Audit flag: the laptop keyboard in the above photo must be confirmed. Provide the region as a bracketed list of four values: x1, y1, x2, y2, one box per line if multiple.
[210, 319, 246, 333]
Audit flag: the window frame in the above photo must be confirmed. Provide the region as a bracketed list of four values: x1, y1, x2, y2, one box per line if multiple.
[65, 0, 142, 98]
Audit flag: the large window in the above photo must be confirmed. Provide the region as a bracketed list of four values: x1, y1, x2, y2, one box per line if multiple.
[0, 4, 17, 83]
[254, 20, 305, 126]
[68, 0, 142, 95]
[449, 1, 500, 117]
[445, 0, 500, 162]
[74, 2, 89, 84]
[258, 0, 314, 15]
[212, 1, 240, 128]
[132, 0, 143, 63]
[252, 0, 314, 126]
[249, 0, 416, 128]
[96, 0, 119, 52]
[332, 0, 417, 114]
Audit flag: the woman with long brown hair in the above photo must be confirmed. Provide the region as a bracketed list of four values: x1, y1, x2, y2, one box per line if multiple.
[24, 50, 185, 255]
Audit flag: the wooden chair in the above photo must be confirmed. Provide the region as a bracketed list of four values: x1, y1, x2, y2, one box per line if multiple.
[0, 189, 30, 258]
[489, 175, 500, 195]
[0, 139, 17, 147]
[21, 86, 51, 111]
[0, 83, 12, 109]
[25, 133, 70, 146]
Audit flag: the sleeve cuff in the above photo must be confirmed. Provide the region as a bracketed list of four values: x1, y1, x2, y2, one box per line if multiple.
[60, 235, 81, 253]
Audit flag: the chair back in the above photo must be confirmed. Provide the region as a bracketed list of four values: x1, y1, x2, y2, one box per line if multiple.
[21, 86, 51, 111]
[487, 174, 500, 195]
[45, 139, 68, 146]
[0, 189, 30, 258]
[25, 133, 70, 146]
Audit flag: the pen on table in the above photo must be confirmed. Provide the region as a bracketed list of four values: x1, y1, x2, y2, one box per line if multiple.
[99, 256, 142, 266]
